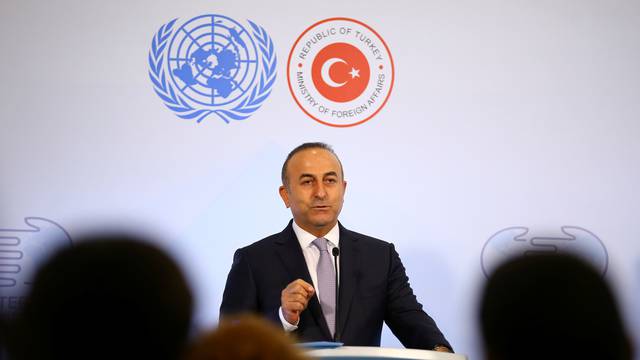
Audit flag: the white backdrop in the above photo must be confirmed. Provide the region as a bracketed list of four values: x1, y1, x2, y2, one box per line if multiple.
[2, 1, 640, 358]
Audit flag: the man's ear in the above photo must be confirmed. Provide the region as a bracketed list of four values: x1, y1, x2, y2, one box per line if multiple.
[279, 185, 291, 208]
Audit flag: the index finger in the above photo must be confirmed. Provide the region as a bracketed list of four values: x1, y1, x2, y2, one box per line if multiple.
[290, 279, 315, 297]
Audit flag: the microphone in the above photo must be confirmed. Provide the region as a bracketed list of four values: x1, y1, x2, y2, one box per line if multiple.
[332, 247, 340, 342]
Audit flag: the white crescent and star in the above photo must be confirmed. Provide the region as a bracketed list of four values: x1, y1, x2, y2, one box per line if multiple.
[320, 58, 360, 88]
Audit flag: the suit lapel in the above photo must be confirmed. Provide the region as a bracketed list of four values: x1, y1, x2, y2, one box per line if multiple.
[275, 220, 333, 340]
[337, 223, 358, 338]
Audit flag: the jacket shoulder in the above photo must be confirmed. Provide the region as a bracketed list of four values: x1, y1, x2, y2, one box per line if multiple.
[237, 232, 281, 254]
[341, 227, 393, 250]
[235, 224, 293, 257]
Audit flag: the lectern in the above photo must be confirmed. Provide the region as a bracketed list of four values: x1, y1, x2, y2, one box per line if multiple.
[306, 346, 468, 360]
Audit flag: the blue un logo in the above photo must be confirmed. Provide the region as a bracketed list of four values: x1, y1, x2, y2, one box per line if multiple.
[149, 15, 276, 123]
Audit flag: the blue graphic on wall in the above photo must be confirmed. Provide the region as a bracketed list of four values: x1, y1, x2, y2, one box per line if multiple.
[481, 226, 608, 277]
[149, 15, 277, 123]
[0, 217, 72, 314]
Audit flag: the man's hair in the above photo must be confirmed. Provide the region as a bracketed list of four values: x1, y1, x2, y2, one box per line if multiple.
[185, 315, 310, 360]
[281, 142, 344, 188]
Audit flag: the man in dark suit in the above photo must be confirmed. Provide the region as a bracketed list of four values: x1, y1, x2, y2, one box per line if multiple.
[220, 143, 451, 351]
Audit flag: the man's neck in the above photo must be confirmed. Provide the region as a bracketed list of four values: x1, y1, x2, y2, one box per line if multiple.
[292, 220, 341, 249]
[294, 220, 337, 238]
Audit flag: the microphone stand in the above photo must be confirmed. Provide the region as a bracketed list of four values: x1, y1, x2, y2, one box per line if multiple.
[332, 247, 340, 342]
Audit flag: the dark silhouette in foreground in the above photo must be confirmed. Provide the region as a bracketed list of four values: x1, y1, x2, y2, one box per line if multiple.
[479, 253, 632, 360]
[8, 234, 193, 360]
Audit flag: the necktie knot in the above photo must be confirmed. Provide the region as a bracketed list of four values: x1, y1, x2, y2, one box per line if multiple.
[312, 237, 329, 252]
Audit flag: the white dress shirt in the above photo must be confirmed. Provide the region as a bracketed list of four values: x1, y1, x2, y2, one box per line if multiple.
[279, 221, 340, 331]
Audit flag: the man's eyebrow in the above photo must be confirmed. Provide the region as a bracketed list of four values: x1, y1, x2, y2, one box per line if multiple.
[298, 171, 338, 180]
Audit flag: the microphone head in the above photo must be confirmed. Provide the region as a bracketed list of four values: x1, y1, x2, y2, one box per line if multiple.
[332, 247, 340, 257]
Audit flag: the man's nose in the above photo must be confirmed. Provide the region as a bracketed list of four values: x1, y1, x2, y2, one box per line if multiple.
[313, 183, 327, 199]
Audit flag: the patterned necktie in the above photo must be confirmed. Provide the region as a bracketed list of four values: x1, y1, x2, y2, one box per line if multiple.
[312, 237, 336, 337]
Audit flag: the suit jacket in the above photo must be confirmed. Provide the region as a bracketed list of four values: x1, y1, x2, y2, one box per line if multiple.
[220, 220, 452, 350]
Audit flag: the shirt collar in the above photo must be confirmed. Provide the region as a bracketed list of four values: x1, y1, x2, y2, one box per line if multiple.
[292, 220, 340, 249]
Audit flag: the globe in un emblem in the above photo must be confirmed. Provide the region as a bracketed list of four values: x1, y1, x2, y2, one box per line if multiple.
[167, 15, 259, 106]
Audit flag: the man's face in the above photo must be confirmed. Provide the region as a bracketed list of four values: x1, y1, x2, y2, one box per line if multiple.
[279, 148, 347, 237]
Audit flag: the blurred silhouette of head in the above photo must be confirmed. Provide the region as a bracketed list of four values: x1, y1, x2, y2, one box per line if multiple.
[185, 314, 310, 360]
[9, 234, 193, 360]
[479, 253, 631, 360]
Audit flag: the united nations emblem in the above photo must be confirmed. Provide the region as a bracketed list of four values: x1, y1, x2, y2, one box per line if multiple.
[149, 15, 277, 123]
[287, 18, 394, 127]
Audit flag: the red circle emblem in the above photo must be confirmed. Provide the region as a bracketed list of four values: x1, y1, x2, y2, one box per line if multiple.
[287, 18, 394, 127]
[311, 43, 370, 103]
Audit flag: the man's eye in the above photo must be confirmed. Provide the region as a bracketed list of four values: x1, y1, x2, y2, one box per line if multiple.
[301, 180, 313, 185]
[325, 178, 337, 184]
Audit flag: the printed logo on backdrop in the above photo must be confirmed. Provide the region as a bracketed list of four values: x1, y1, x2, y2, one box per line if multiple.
[481, 226, 608, 277]
[0, 217, 72, 315]
[287, 18, 394, 127]
[149, 15, 277, 123]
